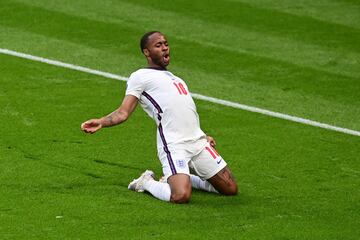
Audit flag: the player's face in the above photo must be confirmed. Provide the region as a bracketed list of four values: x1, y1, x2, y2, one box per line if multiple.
[144, 33, 170, 69]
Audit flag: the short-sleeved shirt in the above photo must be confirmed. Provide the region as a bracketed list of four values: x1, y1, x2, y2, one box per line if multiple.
[126, 68, 206, 153]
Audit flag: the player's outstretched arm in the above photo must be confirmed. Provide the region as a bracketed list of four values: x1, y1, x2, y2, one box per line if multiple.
[81, 95, 138, 134]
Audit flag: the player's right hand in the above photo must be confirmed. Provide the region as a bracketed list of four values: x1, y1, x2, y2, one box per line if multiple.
[81, 119, 102, 134]
[206, 135, 216, 148]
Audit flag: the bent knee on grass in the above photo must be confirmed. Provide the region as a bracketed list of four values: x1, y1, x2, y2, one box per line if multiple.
[168, 173, 192, 204]
[209, 167, 239, 196]
[170, 190, 191, 204]
[220, 181, 238, 196]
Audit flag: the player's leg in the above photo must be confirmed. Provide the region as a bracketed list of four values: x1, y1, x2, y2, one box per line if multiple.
[167, 174, 192, 203]
[136, 172, 191, 203]
[128, 148, 192, 203]
[128, 170, 171, 201]
[160, 148, 192, 203]
[207, 166, 238, 195]
[191, 143, 238, 195]
[189, 174, 218, 193]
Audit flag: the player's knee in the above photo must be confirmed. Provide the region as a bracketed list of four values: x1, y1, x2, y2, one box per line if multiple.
[226, 181, 238, 195]
[170, 191, 191, 204]
[220, 180, 238, 196]
[227, 181, 238, 195]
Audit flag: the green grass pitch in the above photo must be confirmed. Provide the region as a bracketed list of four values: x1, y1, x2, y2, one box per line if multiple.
[0, 0, 359, 239]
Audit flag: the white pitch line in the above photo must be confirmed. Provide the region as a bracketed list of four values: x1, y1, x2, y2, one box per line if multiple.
[191, 93, 360, 137]
[0, 48, 128, 81]
[1, 48, 359, 137]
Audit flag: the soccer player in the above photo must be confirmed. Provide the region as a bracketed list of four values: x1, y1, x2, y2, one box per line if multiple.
[81, 31, 238, 203]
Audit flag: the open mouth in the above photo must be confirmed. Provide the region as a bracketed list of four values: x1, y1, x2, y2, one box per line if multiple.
[163, 54, 170, 63]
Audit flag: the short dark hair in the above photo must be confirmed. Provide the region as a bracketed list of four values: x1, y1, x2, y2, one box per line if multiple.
[140, 31, 161, 53]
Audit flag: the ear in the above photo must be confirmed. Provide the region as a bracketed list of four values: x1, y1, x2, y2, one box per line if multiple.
[143, 48, 150, 57]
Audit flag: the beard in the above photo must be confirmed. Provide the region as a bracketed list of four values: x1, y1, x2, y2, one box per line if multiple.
[149, 51, 170, 69]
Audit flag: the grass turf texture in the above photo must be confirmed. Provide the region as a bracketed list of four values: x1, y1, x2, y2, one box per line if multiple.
[0, 0, 359, 239]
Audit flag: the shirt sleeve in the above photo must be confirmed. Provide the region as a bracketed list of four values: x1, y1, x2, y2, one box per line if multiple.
[125, 72, 144, 99]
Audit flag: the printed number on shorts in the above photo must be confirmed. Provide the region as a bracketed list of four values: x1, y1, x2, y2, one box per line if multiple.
[173, 82, 188, 95]
[205, 146, 220, 159]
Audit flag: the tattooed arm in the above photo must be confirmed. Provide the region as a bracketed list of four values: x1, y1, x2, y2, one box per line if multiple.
[81, 95, 138, 134]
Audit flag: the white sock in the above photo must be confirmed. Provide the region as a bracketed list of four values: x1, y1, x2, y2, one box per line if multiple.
[143, 179, 171, 201]
[190, 174, 218, 193]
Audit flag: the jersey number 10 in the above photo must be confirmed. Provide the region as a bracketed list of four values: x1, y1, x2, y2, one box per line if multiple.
[173, 82, 188, 95]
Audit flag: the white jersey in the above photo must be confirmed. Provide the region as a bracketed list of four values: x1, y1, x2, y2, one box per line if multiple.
[125, 68, 206, 152]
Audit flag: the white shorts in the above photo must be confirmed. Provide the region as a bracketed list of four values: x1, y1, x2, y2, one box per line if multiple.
[158, 141, 227, 180]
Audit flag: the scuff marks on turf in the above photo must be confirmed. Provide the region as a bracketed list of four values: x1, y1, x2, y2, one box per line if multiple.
[93, 159, 143, 171]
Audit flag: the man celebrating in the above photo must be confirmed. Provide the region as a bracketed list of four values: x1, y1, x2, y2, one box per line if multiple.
[81, 31, 238, 203]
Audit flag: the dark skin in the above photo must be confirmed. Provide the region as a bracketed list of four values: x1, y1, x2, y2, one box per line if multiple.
[81, 32, 238, 203]
[142, 32, 170, 70]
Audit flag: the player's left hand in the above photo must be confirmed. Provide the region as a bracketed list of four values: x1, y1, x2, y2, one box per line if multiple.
[206, 135, 216, 148]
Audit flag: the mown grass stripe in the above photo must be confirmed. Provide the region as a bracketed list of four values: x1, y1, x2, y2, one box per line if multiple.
[1, 47, 359, 137]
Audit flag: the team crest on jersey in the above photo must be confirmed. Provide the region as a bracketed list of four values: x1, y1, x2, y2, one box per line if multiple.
[176, 159, 186, 168]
